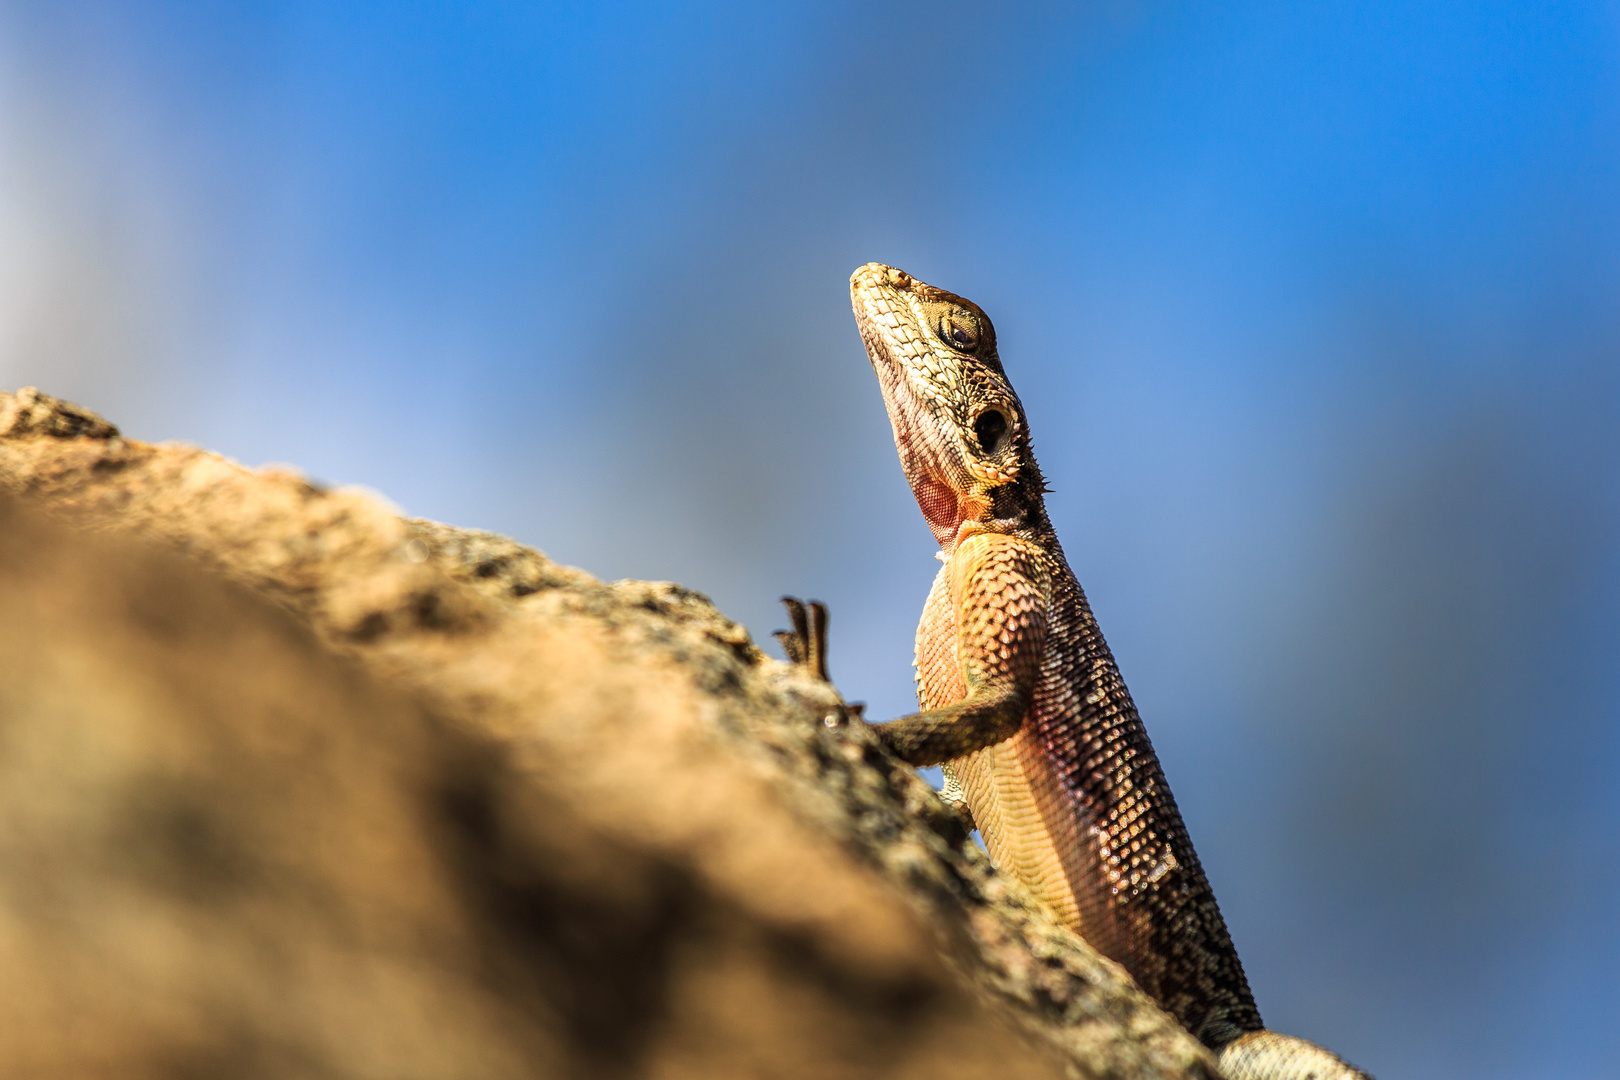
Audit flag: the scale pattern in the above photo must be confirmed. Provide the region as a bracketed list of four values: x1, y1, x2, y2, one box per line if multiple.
[922, 531, 1259, 1044]
[851, 262, 1371, 1079]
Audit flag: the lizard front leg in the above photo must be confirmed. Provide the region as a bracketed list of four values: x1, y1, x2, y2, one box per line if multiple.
[776, 534, 1049, 776]
[773, 594, 980, 832]
[878, 531, 1051, 767]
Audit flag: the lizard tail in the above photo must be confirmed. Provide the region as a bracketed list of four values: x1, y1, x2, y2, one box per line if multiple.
[1218, 1030, 1373, 1080]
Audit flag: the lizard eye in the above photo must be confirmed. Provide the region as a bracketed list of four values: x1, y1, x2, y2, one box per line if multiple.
[939, 313, 979, 353]
[973, 409, 1009, 455]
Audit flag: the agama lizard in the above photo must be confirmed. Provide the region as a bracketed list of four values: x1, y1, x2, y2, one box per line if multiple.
[780, 264, 1371, 1080]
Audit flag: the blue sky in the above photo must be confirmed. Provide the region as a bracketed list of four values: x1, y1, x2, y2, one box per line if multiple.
[3, 3, 1618, 1077]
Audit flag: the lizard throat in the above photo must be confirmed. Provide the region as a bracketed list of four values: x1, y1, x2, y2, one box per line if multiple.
[909, 470, 967, 549]
[880, 373, 988, 548]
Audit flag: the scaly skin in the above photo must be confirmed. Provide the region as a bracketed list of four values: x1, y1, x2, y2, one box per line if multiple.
[845, 262, 1371, 1080]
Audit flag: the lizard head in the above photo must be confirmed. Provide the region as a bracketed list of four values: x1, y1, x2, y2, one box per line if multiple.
[850, 262, 1047, 551]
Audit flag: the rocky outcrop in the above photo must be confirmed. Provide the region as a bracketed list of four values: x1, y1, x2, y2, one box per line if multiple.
[0, 387, 1217, 1080]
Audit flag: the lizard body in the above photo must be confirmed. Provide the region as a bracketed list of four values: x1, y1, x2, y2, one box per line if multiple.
[844, 262, 1370, 1080]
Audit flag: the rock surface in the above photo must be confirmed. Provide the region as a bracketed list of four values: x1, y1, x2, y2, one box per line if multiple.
[0, 386, 1218, 1080]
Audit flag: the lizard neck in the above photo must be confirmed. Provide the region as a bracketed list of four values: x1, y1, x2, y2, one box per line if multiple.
[933, 473, 1052, 558]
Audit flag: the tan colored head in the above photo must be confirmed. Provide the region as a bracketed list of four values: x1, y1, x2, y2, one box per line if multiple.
[849, 263, 1045, 550]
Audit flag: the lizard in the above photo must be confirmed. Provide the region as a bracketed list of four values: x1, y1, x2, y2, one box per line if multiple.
[779, 263, 1372, 1080]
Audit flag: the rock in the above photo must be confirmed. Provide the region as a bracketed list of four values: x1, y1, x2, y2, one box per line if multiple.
[0, 387, 1218, 1080]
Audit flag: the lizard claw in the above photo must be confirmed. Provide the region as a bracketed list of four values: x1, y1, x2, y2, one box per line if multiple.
[775, 597, 867, 728]
[774, 596, 831, 683]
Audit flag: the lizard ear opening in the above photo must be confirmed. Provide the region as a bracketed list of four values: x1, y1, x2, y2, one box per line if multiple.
[973, 409, 1009, 455]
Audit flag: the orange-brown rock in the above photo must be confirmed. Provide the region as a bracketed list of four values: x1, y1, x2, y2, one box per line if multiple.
[0, 386, 1217, 1080]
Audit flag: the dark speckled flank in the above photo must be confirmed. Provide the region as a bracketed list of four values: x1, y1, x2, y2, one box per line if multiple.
[1034, 545, 1262, 1046]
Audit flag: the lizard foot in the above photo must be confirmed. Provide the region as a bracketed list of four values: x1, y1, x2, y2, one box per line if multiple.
[773, 596, 829, 681]
[774, 597, 865, 727]
[775, 599, 972, 836]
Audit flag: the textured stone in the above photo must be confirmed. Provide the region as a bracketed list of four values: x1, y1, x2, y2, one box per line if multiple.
[0, 387, 1218, 1080]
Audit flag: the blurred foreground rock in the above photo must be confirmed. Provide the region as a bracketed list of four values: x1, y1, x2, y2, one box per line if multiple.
[0, 387, 1217, 1080]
